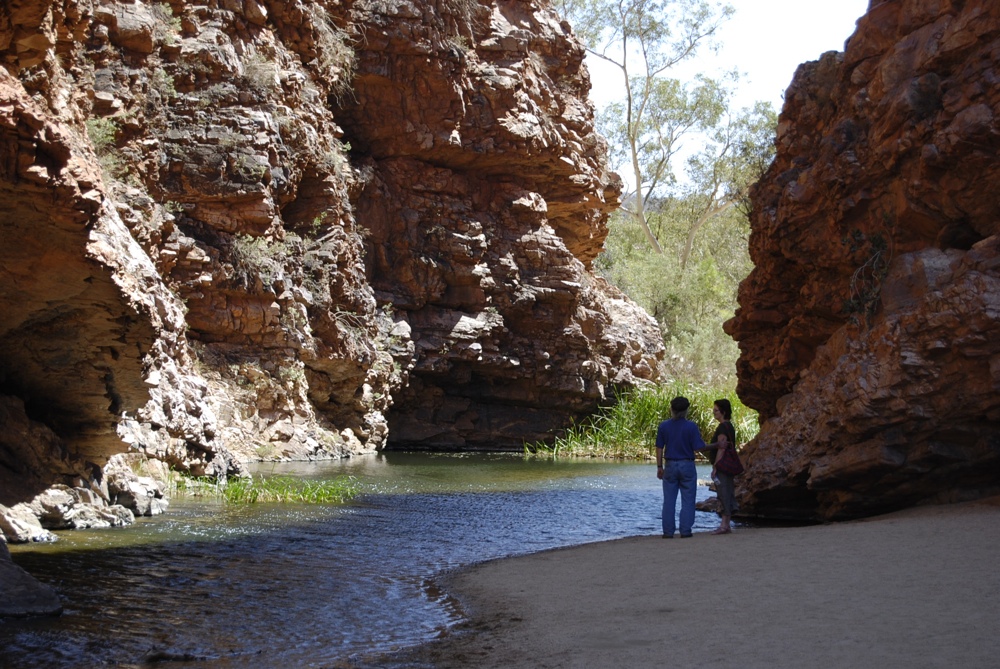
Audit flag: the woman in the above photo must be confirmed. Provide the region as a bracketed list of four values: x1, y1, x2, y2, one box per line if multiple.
[710, 399, 737, 535]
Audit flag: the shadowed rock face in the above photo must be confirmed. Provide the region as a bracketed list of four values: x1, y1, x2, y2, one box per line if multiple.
[0, 0, 662, 511]
[0, 73, 162, 499]
[728, 0, 1000, 520]
[0, 540, 61, 617]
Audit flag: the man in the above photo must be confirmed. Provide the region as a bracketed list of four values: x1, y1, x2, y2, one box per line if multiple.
[655, 396, 707, 538]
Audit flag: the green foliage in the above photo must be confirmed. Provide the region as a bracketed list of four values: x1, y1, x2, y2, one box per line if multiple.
[234, 153, 268, 181]
[277, 362, 307, 384]
[150, 68, 177, 99]
[173, 473, 360, 504]
[596, 202, 751, 382]
[231, 234, 289, 286]
[681, 100, 778, 226]
[557, 0, 733, 74]
[85, 117, 126, 178]
[727, 101, 781, 216]
[243, 53, 280, 95]
[558, 0, 745, 253]
[221, 475, 360, 504]
[197, 83, 234, 108]
[309, 212, 330, 233]
[86, 117, 118, 152]
[307, 5, 356, 100]
[316, 139, 352, 177]
[449, 35, 472, 52]
[152, 3, 182, 45]
[525, 380, 758, 459]
[596, 73, 732, 198]
[557, 0, 779, 384]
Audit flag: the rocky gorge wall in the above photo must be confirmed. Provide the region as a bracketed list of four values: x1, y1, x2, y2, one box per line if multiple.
[0, 0, 663, 554]
[340, 0, 662, 449]
[728, 0, 1000, 520]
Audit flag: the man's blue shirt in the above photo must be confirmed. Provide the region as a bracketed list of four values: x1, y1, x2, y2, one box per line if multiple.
[655, 418, 706, 460]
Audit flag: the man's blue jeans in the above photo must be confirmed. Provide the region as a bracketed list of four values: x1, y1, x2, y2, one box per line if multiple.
[662, 459, 697, 537]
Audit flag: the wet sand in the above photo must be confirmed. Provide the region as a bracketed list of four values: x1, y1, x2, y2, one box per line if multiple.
[388, 499, 1000, 668]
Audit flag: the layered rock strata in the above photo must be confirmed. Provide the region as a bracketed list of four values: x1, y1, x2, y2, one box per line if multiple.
[342, 0, 661, 448]
[727, 0, 1000, 519]
[0, 0, 661, 542]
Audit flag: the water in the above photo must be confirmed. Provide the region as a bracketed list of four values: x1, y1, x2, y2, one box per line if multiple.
[2, 453, 718, 668]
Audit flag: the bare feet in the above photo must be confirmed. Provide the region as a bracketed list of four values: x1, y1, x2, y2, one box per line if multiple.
[710, 527, 731, 535]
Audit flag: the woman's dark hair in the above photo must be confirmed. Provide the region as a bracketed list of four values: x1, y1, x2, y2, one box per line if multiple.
[714, 399, 732, 420]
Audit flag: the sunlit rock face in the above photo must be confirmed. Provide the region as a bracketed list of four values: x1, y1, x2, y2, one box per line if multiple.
[727, 0, 1000, 520]
[341, 0, 663, 449]
[0, 0, 662, 516]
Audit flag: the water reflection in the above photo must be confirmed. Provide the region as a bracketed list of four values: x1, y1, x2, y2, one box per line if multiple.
[3, 453, 716, 668]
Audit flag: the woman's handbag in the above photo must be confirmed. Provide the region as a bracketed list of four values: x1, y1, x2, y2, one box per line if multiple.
[715, 445, 744, 476]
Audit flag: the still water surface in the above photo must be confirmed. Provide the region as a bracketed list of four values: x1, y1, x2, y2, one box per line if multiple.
[3, 453, 717, 668]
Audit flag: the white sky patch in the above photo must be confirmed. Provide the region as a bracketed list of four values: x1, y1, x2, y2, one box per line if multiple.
[582, 0, 870, 190]
[586, 0, 871, 114]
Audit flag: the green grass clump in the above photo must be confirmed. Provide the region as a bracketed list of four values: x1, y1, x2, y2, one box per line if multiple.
[171, 473, 360, 504]
[222, 475, 360, 504]
[526, 379, 758, 460]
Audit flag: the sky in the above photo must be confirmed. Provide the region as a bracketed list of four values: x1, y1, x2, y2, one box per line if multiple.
[586, 0, 871, 113]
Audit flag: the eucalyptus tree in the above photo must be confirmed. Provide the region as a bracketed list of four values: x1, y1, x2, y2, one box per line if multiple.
[560, 0, 779, 381]
[674, 99, 777, 268]
[594, 99, 775, 381]
[557, 0, 737, 253]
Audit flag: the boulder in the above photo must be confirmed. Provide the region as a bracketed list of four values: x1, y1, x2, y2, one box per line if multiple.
[0, 539, 62, 618]
[0, 504, 57, 543]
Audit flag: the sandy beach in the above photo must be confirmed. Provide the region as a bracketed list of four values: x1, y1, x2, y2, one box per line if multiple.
[388, 499, 1000, 668]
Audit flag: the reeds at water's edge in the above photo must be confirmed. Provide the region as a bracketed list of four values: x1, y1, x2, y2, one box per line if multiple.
[159, 384, 755, 501]
[525, 381, 759, 460]
[170, 473, 361, 504]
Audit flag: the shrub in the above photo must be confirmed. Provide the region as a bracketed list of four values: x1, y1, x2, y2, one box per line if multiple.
[243, 53, 280, 96]
[86, 117, 118, 153]
[525, 379, 759, 459]
[308, 5, 355, 100]
[152, 3, 182, 45]
[841, 214, 895, 328]
[230, 234, 288, 286]
[85, 117, 125, 178]
[595, 207, 752, 385]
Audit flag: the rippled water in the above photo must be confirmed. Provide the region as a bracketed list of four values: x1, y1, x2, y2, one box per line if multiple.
[3, 453, 717, 668]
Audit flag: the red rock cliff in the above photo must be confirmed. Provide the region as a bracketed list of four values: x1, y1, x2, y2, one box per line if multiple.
[727, 0, 1000, 520]
[341, 0, 661, 448]
[0, 0, 663, 509]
